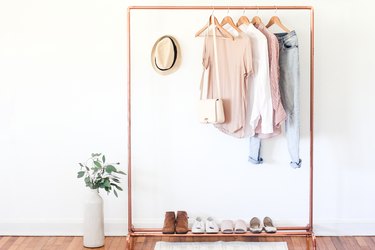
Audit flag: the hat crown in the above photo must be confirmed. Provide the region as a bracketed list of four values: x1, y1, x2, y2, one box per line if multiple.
[155, 38, 174, 69]
[151, 35, 181, 75]
[151, 35, 180, 75]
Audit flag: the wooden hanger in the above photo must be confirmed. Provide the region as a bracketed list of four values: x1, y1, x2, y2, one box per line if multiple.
[236, 15, 250, 27]
[195, 15, 234, 40]
[251, 16, 263, 26]
[266, 16, 290, 32]
[221, 16, 242, 33]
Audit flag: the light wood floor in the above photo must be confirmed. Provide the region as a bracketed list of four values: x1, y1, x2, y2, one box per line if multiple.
[0, 236, 375, 249]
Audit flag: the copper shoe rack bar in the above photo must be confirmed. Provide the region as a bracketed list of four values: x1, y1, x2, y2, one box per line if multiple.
[126, 5, 315, 250]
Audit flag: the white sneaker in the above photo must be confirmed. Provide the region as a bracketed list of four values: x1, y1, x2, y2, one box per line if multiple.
[192, 217, 205, 234]
[205, 217, 219, 233]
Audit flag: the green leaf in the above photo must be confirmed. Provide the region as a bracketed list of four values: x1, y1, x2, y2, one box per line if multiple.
[102, 155, 106, 163]
[77, 171, 85, 178]
[85, 166, 89, 171]
[86, 181, 93, 189]
[104, 178, 111, 188]
[105, 165, 117, 174]
[111, 183, 123, 191]
[94, 161, 102, 168]
[114, 189, 118, 197]
[112, 178, 120, 183]
[79, 163, 84, 167]
[117, 170, 126, 175]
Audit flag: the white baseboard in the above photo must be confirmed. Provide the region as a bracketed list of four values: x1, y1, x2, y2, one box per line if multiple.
[0, 219, 128, 236]
[1, 219, 375, 236]
[314, 220, 375, 236]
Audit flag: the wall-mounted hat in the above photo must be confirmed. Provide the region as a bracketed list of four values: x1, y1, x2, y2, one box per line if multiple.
[151, 35, 181, 75]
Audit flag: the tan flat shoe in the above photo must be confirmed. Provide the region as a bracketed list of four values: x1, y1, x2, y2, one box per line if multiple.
[249, 217, 262, 233]
[263, 216, 277, 233]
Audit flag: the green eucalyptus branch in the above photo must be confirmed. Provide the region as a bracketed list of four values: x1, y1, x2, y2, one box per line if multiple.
[77, 153, 126, 197]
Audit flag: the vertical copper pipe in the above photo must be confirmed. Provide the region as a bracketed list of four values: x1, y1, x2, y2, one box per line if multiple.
[127, 7, 133, 234]
[309, 7, 315, 234]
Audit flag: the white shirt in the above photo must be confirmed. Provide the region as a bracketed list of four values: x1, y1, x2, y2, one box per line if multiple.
[239, 23, 273, 136]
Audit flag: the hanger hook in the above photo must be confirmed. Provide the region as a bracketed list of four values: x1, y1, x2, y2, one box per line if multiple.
[242, 7, 246, 15]
[256, 5, 259, 15]
[275, 5, 277, 14]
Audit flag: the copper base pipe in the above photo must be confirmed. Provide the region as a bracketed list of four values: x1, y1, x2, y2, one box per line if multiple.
[129, 231, 313, 237]
[131, 226, 310, 233]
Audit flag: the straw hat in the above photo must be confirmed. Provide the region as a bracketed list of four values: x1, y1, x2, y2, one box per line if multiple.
[151, 35, 181, 75]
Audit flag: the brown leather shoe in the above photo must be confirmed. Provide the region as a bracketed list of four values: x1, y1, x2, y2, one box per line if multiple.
[162, 211, 175, 234]
[175, 211, 188, 234]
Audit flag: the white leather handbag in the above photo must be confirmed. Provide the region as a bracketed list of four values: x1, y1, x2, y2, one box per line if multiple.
[198, 98, 225, 124]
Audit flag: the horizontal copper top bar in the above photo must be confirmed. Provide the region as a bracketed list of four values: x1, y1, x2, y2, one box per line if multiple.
[128, 6, 313, 11]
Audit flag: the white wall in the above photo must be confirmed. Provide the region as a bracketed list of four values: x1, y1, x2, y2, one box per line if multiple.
[0, 0, 374, 236]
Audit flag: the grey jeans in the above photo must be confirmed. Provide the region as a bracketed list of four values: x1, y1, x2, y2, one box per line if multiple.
[249, 30, 302, 168]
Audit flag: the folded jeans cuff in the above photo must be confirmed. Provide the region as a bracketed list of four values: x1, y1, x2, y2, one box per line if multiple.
[290, 159, 302, 169]
[248, 156, 263, 164]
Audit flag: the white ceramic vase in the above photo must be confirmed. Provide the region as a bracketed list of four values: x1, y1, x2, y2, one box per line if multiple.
[83, 189, 104, 248]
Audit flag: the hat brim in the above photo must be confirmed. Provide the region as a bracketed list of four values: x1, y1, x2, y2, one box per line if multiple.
[151, 35, 181, 75]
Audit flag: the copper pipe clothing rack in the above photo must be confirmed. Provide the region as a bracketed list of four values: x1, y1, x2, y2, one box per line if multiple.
[126, 5, 315, 250]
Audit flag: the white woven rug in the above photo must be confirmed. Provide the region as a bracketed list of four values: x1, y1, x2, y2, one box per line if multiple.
[154, 241, 288, 250]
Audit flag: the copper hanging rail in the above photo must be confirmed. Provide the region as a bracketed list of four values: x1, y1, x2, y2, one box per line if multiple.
[128, 6, 312, 10]
[127, 5, 315, 250]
